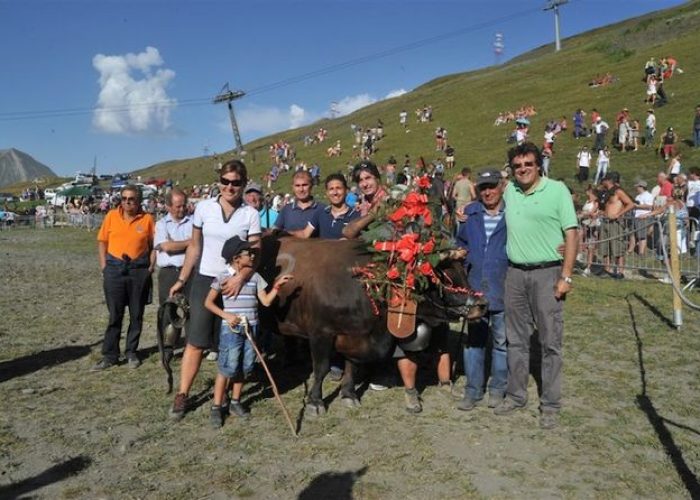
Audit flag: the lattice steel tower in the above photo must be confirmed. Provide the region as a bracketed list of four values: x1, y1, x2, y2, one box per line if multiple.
[213, 83, 246, 155]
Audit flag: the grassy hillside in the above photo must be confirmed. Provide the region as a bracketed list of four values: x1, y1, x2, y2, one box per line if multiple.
[66, 2, 700, 194]
[132, 0, 698, 194]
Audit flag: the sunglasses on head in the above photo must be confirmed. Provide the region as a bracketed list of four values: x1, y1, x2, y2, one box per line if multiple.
[121, 197, 138, 202]
[220, 177, 244, 187]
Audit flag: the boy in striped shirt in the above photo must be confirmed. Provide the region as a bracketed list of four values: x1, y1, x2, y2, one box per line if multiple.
[205, 236, 292, 428]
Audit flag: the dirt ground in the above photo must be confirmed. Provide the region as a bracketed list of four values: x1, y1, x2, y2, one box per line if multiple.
[1, 228, 700, 499]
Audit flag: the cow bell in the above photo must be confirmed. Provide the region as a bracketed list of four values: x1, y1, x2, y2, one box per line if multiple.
[398, 322, 432, 352]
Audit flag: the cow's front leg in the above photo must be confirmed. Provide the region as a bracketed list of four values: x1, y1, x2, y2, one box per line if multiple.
[305, 336, 333, 416]
[340, 359, 361, 407]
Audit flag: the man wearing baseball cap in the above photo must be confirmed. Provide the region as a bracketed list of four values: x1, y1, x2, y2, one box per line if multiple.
[455, 168, 508, 412]
[244, 182, 277, 229]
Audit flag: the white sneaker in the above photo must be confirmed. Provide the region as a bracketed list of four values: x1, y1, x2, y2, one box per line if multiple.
[206, 351, 219, 361]
[369, 382, 389, 391]
[581, 267, 591, 277]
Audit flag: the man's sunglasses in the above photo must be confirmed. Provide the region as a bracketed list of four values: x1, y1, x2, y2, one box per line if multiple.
[121, 197, 138, 202]
[220, 177, 244, 187]
[511, 161, 536, 169]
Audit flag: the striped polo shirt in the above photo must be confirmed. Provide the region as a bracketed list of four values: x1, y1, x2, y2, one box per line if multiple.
[211, 268, 268, 326]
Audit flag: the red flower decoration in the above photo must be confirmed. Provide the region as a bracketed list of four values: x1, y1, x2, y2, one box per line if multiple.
[422, 238, 435, 254]
[419, 261, 434, 276]
[416, 175, 432, 190]
[386, 266, 400, 280]
[388, 192, 433, 226]
[406, 273, 415, 288]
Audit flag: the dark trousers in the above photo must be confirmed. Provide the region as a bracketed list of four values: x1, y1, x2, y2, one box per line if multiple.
[594, 132, 606, 151]
[102, 265, 151, 362]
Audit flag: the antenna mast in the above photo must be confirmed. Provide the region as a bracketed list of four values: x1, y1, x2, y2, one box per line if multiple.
[213, 83, 246, 155]
[544, 0, 568, 52]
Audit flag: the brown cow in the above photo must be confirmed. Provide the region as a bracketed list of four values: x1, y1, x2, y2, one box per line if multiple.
[257, 235, 483, 416]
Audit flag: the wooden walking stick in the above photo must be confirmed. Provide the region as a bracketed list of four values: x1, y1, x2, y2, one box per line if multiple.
[239, 316, 297, 437]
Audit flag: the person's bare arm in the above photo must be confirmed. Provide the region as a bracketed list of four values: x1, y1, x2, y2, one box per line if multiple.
[616, 189, 636, 218]
[555, 228, 578, 300]
[257, 274, 294, 307]
[169, 226, 202, 296]
[157, 239, 191, 254]
[98, 241, 107, 270]
[204, 287, 239, 327]
[343, 212, 374, 239]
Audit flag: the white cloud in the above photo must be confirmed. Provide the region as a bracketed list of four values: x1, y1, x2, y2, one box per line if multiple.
[385, 88, 408, 99]
[92, 46, 176, 135]
[230, 88, 413, 140]
[237, 104, 320, 137]
[289, 104, 306, 129]
[334, 94, 376, 116]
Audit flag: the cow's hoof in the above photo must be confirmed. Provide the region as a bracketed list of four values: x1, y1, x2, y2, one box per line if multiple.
[342, 397, 361, 408]
[305, 403, 326, 417]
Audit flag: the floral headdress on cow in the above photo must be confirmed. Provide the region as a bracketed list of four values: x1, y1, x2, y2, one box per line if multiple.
[353, 174, 475, 308]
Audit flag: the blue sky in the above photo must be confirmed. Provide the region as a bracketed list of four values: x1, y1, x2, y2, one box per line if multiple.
[0, 0, 687, 177]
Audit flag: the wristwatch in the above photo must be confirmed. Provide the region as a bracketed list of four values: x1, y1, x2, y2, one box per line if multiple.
[561, 276, 573, 285]
[177, 277, 185, 284]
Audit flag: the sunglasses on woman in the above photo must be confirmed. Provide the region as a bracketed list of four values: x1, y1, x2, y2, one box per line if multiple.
[220, 177, 244, 187]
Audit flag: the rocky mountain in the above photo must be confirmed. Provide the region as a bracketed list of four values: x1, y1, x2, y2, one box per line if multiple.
[0, 148, 56, 188]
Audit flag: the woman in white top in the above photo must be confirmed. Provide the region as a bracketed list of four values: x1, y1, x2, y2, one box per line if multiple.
[667, 153, 682, 181]
[579, 185, 600, 276]
[595, 147, 610, 185]
[168, 160, 262, 420]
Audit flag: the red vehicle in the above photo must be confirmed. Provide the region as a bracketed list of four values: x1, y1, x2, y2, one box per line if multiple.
[145, 177, 167, 188]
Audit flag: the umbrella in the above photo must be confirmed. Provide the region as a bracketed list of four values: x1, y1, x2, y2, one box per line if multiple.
[515, 117, 530, 125]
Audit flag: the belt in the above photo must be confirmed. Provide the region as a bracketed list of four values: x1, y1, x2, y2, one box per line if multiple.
[160, 266, 182, 271]
[509, 260, 561, 271]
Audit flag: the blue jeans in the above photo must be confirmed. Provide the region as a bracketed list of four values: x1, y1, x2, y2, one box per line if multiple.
[463, 311, 507, 401]
[694, 128, 700, 147]
[218, 323, 258, 380]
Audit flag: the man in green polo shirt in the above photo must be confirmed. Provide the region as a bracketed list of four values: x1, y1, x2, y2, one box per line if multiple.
[493, 142, 578, 430]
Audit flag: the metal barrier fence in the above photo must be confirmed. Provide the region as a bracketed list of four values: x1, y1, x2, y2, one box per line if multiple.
[1, 212, 105, 231]
[578, 213, 700, 281]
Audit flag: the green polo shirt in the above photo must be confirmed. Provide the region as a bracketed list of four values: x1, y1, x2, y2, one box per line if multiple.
[503, 177, 578, 264]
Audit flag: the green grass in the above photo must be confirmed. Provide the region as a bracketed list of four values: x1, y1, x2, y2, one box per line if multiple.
[1, 228, 700, 497]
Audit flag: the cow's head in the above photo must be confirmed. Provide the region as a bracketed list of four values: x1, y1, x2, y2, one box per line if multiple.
[417, 251, 487, 325]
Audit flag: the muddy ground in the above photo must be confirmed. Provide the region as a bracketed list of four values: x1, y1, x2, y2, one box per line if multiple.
[1, 228, 699, 499]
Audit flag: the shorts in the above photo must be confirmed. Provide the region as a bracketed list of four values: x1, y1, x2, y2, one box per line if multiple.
[445, 155, 455, 163]
[218, 323, 258, 380]
[634, 218, 652, 241]
[600, 219, 626, 258]
[393, 322, 449, 358]
[185, 272, 222, 349]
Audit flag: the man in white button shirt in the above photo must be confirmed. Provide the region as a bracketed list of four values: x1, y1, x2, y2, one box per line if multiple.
[153, 188, 193, 305]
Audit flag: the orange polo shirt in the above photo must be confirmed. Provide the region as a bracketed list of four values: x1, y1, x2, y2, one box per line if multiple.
[97, 207, 155, 260]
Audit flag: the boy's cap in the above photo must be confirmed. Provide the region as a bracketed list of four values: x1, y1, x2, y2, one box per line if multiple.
[635, 180, 648, 188]
[476, 168, 503, 187]
[221, 236, 252, 262]
[244, 182, 262, 194]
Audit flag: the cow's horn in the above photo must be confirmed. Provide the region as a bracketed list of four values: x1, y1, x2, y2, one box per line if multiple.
[439, 248, 467, 261]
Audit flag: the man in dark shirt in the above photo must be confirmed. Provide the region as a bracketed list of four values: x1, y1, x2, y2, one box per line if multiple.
[317, 174, 360, 239]
[273, 171, 325, 237]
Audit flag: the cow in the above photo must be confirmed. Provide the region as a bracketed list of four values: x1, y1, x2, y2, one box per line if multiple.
[257, 235, 484, 416]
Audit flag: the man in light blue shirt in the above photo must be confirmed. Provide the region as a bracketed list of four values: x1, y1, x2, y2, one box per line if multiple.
[154, 188, 193, 304]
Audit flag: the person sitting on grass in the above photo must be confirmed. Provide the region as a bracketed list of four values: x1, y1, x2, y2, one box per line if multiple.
[204, 236, 293, 428]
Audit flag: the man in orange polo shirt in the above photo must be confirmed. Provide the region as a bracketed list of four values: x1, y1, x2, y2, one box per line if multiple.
[93, 185, 155, 370]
